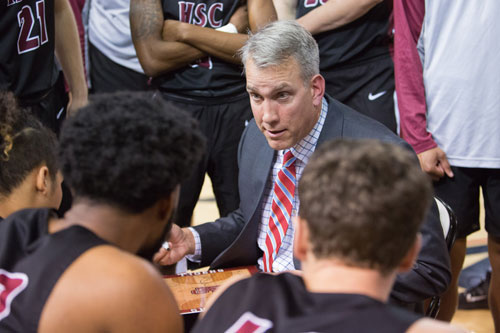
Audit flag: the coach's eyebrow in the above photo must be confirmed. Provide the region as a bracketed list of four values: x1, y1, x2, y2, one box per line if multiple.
[246, 83, 292, 93]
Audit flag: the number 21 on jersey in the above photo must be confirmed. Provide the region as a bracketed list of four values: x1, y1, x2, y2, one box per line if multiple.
[16, 0, 48, 54]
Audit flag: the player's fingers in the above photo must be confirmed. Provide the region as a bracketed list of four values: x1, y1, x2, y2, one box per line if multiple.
[427, 165, 444, 181]
[439, 157, 454, 178]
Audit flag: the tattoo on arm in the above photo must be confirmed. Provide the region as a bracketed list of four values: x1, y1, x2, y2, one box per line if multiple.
[130, 0, 164, 41]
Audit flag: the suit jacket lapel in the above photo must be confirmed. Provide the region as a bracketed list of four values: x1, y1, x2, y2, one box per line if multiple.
[317, 95, 345, 145]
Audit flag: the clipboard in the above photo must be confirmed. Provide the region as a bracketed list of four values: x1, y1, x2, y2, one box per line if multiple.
[164, 266, 258, 314]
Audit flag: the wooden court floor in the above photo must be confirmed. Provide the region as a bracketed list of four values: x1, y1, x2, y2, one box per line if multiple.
[192, 176, 494, 332]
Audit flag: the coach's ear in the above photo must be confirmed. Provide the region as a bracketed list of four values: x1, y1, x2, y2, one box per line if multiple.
[293, 216, 310, 261]
[397, 233, 422, 273]
[309, 74, 325, 108]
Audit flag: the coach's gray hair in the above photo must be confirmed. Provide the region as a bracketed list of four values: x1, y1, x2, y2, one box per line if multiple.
[239, 20, 320, 83]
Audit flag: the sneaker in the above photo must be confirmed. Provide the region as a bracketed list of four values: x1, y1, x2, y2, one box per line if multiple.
[458, 270, 490, 310]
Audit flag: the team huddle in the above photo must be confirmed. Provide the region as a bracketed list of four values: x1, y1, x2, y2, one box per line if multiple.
[2, 0, 499, 332]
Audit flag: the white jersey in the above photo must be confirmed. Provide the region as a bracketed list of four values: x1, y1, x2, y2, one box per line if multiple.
[88, 0, 144, 73]
[420, 0, 500, 168]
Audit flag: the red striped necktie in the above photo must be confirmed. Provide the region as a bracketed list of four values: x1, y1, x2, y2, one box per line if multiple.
[263, 150, 297, 272]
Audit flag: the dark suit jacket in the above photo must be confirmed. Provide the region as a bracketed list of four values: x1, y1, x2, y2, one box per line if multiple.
[194, 95, 451, 305]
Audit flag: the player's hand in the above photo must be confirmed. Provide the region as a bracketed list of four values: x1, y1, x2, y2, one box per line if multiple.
[153, 224, 195, 266]
[417, 147, 454, 181]
[229, 4, 249, 33]
[66, 91, 87, 117]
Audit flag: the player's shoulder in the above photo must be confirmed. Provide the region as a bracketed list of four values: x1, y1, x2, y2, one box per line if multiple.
[70, 245, 171, 299]
[407, 318, 470, 333]
[39, 245, 182, 332]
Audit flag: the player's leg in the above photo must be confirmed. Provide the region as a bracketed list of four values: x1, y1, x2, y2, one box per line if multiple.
[483, 168, 500, 330]
[437, 238, 467, 321]
[159, 97, 207, 227]
[488, 235, 500, 329]
[434, 167, 481, 321]
[208, 95, 252, 218]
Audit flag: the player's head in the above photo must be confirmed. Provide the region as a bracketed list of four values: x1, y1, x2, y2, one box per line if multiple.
[0, 91, 62, 215]
[297, 139, 432, 275]
[239, 21, 325, 151]
[59, 91, 204, 214]
[59, 91, 204, 257]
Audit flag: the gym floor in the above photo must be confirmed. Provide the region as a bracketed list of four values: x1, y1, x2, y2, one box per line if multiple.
[192, 177, 494, 332]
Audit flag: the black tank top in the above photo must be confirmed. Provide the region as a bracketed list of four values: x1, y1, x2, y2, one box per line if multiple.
[0, 208, 107, 332]
[0, 0, 58, 99]
[156, 0, 246, 99]
[296, 0, 392, 71]
[193, 272, 421, 332]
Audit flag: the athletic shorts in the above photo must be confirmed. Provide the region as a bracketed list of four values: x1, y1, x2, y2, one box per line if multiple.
[89, 42, 150, 93]
[434, 166, 500, 238]
[17, 72, 68, 135]
[322, 55, 396, 133]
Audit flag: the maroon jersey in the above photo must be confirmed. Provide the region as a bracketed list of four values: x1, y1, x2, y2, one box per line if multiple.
[156, 0, 246, 99]
[296, 0, 392, 70]
[0, 208, 107, 331]
[0, 0, 58, 99]
[193, 273, 421, 333]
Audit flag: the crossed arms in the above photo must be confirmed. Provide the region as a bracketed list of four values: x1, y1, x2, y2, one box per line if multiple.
[130, 0, 276, 77]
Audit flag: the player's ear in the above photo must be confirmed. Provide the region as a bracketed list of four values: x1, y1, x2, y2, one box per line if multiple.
[35, 165, 50, 196]
[293, 216, 310, 261]
[397, 233, 422, 273]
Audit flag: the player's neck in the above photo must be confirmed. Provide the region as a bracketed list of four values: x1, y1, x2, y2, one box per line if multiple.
[49, 199, 151, 254]
[301, 258, 396, 302]
[0, 179, 37, 219]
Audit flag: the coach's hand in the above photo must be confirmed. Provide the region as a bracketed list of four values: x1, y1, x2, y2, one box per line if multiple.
[153, 224, 195, 266]
[417, 146, 454, 181]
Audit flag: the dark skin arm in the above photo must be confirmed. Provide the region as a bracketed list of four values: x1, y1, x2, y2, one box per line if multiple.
[131, 0, 277, 73]
[130, 0, 204, 77]
[161, 0, 276, 64]
[161, 5, 249, 64]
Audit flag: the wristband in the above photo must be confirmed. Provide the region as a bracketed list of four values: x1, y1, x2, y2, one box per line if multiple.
[216, 23, 238, 34]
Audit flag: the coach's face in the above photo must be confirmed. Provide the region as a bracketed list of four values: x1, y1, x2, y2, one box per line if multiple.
[245, 57, 324, 151]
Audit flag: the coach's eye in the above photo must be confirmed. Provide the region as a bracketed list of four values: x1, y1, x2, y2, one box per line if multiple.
[250, 93, 262, 102]
[277, 92, 290, 100]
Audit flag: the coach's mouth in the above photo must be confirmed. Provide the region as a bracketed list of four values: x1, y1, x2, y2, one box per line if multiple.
[266, 129, 286, 138]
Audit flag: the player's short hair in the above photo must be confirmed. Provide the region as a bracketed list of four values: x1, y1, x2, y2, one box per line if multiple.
[239, 20, 320, 83]
[0, 91, 58, 197]
[298, 139, 432, 275]
[58, 91, 205, 213]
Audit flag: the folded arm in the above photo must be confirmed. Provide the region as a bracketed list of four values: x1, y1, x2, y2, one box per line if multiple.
[273, 0, 297, 20]
[162, 0, 276, 64]
[130, 0, 205, 77]
[274, 0, 382, 35]
[161, 18, 248, 64]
